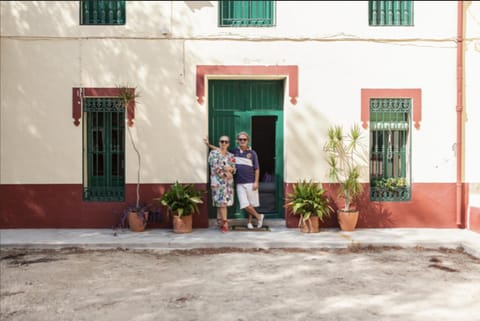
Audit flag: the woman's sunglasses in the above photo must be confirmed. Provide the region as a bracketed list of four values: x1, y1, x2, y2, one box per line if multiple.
[238, 138, 247, 142]
[219, 140, 229, 144]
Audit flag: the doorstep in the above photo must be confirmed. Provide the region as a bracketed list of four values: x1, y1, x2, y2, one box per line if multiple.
[208, 218, 285, 228]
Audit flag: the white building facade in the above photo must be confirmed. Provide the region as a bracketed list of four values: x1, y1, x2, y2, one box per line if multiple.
[1, 1, 479, 230]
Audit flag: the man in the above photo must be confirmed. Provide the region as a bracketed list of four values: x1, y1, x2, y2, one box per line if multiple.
[231, 132, 264, 229]
[204, 132, 264, 229]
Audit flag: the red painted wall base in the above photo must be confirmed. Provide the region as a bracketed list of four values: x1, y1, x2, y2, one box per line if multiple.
[0, 184, 209, 229]
[469, 207, 480, 233]
[285, 183, 461, 229]
[0, 182, 472, 230]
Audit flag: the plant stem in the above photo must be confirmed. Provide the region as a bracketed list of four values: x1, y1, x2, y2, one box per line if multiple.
[127, 125, 141, 209]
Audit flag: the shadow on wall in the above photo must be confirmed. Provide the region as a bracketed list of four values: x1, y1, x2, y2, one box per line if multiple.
[356, 189, 395, 228]
[317, 183, 395, 229]
[2, 1, 207, 184]
[0, 184, 125, 228]
[184, 1, 214, 12]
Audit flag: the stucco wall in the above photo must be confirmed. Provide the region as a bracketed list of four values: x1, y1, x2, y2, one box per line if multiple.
[0, 1, 473, 187]
[464, 1, 480, 184]
[0, 1, 458, 39]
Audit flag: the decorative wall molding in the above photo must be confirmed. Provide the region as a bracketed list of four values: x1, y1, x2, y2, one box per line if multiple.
[72, 87, 136, 127]
[196, 65, 298, 105]
[361, 88, 422, 129]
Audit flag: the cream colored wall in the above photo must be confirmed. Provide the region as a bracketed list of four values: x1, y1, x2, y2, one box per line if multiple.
[1, 38, 82, 184]
[0, 36, 207, 184]
[465, 1, 480, 184]
[0, 1, 457, 39]
[0, 1, 473, 185]
[284, 41, 458, 183]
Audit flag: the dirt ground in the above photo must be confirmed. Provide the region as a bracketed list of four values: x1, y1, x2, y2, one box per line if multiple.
[1, 246, 479, 321]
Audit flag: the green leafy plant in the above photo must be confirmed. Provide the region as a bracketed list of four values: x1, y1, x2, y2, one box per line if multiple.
[323, 124, 368, 211]
[374, 177, 407, 191]
[156, 181, 205, 218]
[285, 179, 333, 226]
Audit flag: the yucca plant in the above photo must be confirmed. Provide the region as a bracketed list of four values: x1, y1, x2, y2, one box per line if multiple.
[285, 180, 333, 228]
[323, 124, 368, 211]
[157, 181, 205, 218]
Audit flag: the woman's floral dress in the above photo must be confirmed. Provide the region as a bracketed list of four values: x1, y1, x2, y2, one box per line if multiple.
[208, 149, 235, 207]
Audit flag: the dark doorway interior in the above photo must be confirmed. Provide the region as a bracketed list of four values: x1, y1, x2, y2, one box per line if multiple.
[252, 116, 277, 213]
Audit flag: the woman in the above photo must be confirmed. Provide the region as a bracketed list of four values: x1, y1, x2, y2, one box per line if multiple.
[208, 135, 236, 233]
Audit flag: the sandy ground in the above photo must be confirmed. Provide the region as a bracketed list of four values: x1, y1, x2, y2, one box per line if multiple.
[1, 246, 480, 321]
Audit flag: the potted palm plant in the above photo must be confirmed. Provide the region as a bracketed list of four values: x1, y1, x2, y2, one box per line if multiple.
[323, 124, 368, 231]
[117, 86, 148, 231]
[285, 179, 333, 233]
[156, 181, 205, 233]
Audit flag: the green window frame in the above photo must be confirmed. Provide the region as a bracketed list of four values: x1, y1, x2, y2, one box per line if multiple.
[369, 0, 413, 26]
[83, 98, 125, 201]
[370, 98, 411, 201]
[219, 0, 275, 27]
[80, 0, 125, 25]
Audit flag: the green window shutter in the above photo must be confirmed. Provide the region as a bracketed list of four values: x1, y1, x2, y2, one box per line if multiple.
[80, 0, 125, 25]
[219, 0, 275, 27]
[369, 0, 413, 26]
[83, 98, 125, 201]
[369, 98, 411, 201]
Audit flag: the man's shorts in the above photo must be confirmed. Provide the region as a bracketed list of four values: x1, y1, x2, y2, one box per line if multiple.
[236, 183, 260, 209]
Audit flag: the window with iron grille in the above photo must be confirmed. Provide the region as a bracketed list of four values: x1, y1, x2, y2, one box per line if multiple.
[219, 0, 275, 27]
[369, 0, 413, 26]
[370, 98, 411, 201]
[83, 98, 125, 201]
[80, 0, 125, 25]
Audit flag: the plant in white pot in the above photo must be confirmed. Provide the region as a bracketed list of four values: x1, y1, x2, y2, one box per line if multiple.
[323, 124, 368, 231]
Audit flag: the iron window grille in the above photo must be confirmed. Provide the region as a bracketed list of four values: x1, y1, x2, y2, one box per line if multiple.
[80, 0, 125, 25]
[369, 0, 413, 26]
[219, 0, 275, 27]
[370, 98, 412, 201]
[83, 98, 125, 201]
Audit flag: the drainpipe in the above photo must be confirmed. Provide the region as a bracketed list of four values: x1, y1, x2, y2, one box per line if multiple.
[456, 1, 464, 228]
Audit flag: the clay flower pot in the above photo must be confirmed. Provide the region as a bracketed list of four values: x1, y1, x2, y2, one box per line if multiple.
[337, 210, 359, 231]
[128, 211, 149, 232]
[172, 215, 193, 233]
[300, 216, 320, 233]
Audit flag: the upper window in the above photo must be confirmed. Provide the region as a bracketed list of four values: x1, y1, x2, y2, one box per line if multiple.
[369, 0, 413, 26]
[80, 0, 126, 25]
[370, 98, 411, 202]
[219, 0, 275, 27]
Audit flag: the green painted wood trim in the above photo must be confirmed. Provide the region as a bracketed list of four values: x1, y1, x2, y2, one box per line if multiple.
[219, 0, 275, 27]
[80, 0, 126, 25]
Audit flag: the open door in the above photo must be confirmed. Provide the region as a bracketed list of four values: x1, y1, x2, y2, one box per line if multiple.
[208, 79, 285, 220]
[233, 111, 284, 218]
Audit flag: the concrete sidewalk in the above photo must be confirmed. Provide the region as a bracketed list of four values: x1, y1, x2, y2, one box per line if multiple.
[1, 225, 479, 258]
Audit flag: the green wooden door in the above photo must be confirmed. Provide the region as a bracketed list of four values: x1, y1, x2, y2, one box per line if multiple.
[234, 111, 284, 218]
[208, 80, 284, 219]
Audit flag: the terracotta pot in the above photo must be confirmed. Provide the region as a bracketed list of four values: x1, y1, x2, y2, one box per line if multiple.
[337, 210, 359, 231]
[172, 214, 193, 233]
[300, 216, 320, 233]
[128, 211, 149, 232]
